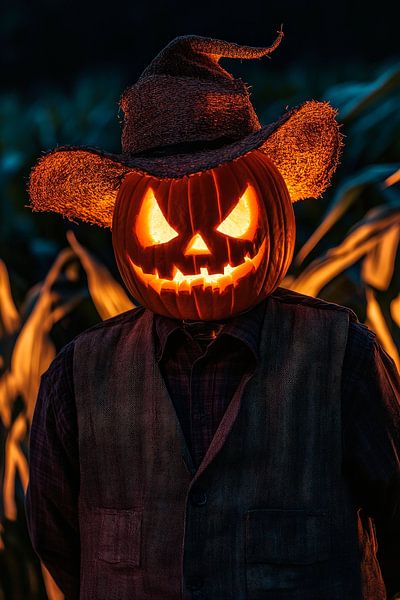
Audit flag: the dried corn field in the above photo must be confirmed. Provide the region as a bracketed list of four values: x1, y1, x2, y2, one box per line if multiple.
[0, 62, 399, 599]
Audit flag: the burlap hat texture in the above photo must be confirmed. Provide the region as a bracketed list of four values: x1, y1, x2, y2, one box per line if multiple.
[29, 31, 342, 228]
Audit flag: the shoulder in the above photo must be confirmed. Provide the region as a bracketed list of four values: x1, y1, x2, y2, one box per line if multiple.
[270, 289, 398, 392]
[344, 320, 398, 388]
[346, 319, 377, 358]
[73, 305, 146, 340]
[42, 306, 147, 382]
[272, 287, 381, 357]
[270, 287, 358, 322]
[70, 304, 148, 351]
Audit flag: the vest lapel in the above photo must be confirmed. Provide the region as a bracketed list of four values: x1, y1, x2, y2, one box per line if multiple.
[192, 304, 267, 481]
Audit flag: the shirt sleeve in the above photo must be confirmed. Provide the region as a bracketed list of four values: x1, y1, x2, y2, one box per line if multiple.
[342, 321, 400, 600]
[25, 341, 80, 599]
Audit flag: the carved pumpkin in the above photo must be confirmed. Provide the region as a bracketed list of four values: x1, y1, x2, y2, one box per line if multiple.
[112, 149, 295, 320]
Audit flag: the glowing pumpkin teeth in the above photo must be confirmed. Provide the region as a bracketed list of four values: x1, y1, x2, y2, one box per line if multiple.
[173, 268, 185, 282]
[224, 264, 234, 275]
[130, 239, 266, 295]
[179, 280, 191, 293]
[149, 276, 163, 294]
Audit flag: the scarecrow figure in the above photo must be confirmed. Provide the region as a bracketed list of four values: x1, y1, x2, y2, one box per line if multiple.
[26, 33, 400, 600]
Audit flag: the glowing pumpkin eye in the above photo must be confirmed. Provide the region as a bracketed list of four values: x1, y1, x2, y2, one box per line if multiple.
[216, 184, 258, 240]
[136, 186, 179, 247]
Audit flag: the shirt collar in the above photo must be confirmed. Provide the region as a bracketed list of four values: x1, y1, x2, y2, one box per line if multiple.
[219, 299, 265, 361]
[154, 299, 266, 363]
[154, 314, 183, 362]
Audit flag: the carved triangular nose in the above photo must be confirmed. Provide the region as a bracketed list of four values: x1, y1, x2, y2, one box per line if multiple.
[184, 233, 211, 255]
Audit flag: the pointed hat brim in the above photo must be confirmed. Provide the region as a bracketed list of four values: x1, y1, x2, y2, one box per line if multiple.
[29, 100, 342, 228]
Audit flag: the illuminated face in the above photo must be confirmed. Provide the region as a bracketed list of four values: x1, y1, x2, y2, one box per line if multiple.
[112, 150, 295, 320]
[133, 181, 264, 293]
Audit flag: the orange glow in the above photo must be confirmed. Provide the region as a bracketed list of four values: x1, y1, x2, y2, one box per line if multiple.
[130, 238, 265, 294]
[362, 224, 400, 290]
[366, 288, 400, 372]
[216, 184, 258, 240]
[67, 231, 135, 319]
[391, 295, 400, 328]
[1, 249, 81, 530]
[384, 168, 400, 188]
[4, 415, 29, 521]
[0, 260, 20, 336]
[287, 212, 400, 298]
[136, 186, 179, 247]
[184, 233, 211, 255]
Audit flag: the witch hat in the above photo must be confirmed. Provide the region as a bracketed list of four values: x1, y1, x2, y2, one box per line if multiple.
[29, 32, 342, 228]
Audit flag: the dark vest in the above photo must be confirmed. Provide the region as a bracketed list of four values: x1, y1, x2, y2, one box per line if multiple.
[73, 289, 386, 600]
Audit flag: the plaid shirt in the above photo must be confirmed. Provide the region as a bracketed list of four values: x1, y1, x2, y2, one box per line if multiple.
[26, 298, 400, 599]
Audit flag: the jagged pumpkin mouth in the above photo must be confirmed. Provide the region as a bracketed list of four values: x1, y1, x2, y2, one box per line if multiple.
[129, 238, 265, 294]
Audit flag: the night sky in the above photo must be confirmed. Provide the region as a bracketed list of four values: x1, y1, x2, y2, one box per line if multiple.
[2, 0, 399, 93]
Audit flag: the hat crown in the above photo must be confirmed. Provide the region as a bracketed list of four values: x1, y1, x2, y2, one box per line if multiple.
[120, 32, 283, 156]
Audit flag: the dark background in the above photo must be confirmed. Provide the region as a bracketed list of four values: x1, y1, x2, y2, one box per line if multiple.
[2, 0, 399, 92]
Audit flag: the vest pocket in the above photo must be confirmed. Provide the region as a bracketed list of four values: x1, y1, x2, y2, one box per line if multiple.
[245, 508, 330, 564]
[245, 509, 331, 596]
[95, 507, 142, 567]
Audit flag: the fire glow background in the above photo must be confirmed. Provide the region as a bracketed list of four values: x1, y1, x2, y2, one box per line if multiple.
[1, 1, 399, 598]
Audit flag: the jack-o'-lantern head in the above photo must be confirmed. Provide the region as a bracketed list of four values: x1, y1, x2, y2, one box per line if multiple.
[29, 33, 343, 320]
[112, 150, 294, 319]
